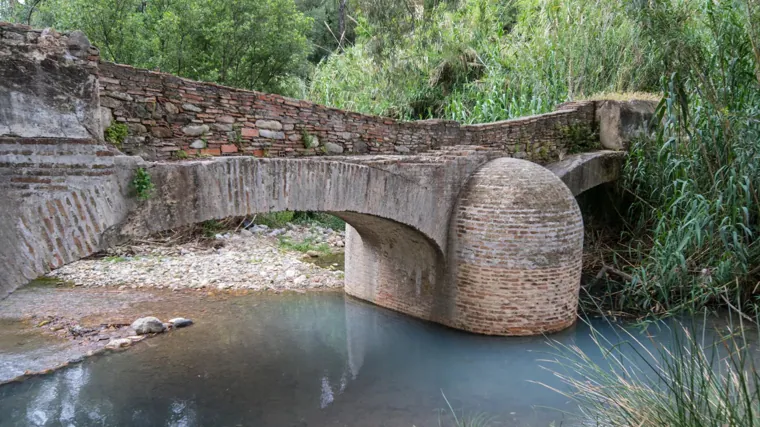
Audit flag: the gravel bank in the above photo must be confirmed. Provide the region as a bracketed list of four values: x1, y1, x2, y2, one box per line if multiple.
[48, 224, 346, 291]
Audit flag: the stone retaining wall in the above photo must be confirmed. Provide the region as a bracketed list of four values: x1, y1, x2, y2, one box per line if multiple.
[99, 62, 597, 162]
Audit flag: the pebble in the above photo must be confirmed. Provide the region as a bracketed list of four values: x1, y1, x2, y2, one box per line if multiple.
[169, 317, 193, 328]
[105, 338, 132, 349]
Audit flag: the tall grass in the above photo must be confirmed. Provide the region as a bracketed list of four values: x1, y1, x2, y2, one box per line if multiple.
[310, 0, 662, 122]
[601, 0, 760, 316]
[541, 309, 760, 426]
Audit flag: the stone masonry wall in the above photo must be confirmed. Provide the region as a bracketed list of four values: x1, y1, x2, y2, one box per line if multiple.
[99, 62, 597, 162]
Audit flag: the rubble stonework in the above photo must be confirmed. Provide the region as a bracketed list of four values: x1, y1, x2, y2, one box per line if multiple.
[98, 61, 598, 161]
[0, 23, 651, 336]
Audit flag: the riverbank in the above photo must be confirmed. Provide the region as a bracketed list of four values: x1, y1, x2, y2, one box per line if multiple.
[0, 223, 346, 385]
[47, 223, 346, 291]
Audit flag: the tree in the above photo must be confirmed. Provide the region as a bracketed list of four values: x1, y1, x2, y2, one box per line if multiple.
[31, 0, 314, 96]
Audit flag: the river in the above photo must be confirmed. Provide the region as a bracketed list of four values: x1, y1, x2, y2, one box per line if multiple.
[0, 291, 725, 427]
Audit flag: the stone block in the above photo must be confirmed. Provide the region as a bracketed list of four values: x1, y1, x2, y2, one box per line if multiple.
[181, 124, 210, 136]
[259, 129, 285, 139]
[190, 139, 206, 149]
[596, 100, 656, 150]
[256, 120, 283, 131]
[213, 123, 233, 132]
[163, 102, 179, 114]
[221, 144, 238, 153]
[241, 127, 258, 138]
[182, 103, 202, 113]
[151, 127, 173, 138]
[325, 142, 344, 154]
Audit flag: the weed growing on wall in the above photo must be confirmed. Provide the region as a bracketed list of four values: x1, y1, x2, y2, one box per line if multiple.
[104, 122, 128, 148]
[131, 167, 155, 201]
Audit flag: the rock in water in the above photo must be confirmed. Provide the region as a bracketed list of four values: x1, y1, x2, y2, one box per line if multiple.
[131, 316, 166, 334]
[105, 338, 132, 349]
[169, 318, 193, 328]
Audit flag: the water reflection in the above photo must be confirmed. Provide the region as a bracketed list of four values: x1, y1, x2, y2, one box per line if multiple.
[0, 293, 720, 427]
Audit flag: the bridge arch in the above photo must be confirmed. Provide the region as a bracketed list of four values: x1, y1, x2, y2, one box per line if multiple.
[117, 156, 454, 323]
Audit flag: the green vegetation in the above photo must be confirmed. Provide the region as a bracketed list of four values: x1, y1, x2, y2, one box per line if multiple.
[595, 0, 760, 317]
[543, 311, 760, 426]
[301, 130, 317, 149]
[310, 0, 662, 121]
[278, 235, 331, 254]
[254, 211, 345, 231]
[104, 122, 128, 148]
[200, 220, 227, 238]
[2, 0, 317, 96]
[103, 255, 129, 263]
[131, 167, 155, 201]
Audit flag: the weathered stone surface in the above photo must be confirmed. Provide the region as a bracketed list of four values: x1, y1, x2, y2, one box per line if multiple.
[189, 139, 206, 149]
[325, 142, 344, 154]
[100, 97, 121, 109]
[596, 100, 656, 150]
[182, 103, 202, 113]
[259, 129, 285, 139]
[163, 102, 179, 114]
[241, 127, 258, 138]
[131, 317, 165, 334]
[0, 27, 100, 140]
[108, 92, 133, 102]
[394, 145, 410, 153]
[256, 120, 283, 131]
[353, 141, 368, 154]
[151, 126, 173, 138]
[213, 123, 233, 132]
[181, 124, 209, 136]
[66, 30, 91, 58]
[546, 151, 625, 196]
[128, 123, 147, 134]
[217, 115, 236, 124]
[100, 107, 113, 130]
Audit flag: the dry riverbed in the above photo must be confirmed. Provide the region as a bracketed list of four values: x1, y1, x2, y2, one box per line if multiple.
[0, 224, 346, 384]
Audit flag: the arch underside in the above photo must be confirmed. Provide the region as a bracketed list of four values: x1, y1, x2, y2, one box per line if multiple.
[545, 150, 625, 196]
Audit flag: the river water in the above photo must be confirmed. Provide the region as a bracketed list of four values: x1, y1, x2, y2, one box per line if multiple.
[0, 292, 709, 427]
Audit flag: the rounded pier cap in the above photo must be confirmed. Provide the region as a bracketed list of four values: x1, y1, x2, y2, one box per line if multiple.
[448, 158, 583, 336]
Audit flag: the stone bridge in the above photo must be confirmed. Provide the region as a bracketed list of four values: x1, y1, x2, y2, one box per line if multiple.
[0, 23, 654, 336]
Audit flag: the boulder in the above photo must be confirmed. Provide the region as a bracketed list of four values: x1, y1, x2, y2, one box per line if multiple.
[131, 316, 165, 335]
